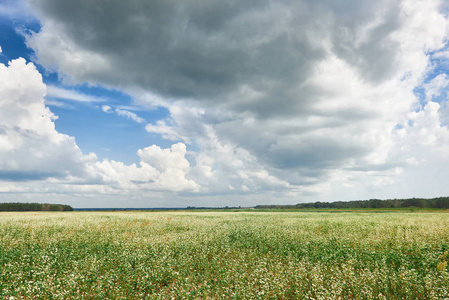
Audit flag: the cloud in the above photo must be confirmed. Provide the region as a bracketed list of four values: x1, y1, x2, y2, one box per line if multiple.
[101, 105, 112, 113]
[0, 0, 35, 21]
[15, 0, 449, 203]
[103, 104, 147, 123]
[46, 85, 105, 103]
[115, 108, 145, 123]
[25, 0, 422, 109]
[423, 74, 449, 103]
[137, 143, 200, 192]
[79, 142, 201, 194]
[0, 57, 210, 203]
[433, 51, 449, 60]
[189, 127, 291, 194]
[145, 120, 190, 143]
[0, 58, 91, 180]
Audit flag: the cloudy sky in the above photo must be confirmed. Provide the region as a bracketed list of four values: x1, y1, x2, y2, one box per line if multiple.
[1, 0, 449, 208]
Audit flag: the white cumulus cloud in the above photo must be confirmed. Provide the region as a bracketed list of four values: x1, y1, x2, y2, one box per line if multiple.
[0, 58, 91, 180]
[0, 57, 204, 202]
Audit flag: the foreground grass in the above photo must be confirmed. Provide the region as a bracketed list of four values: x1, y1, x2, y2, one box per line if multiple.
[1, 211, 449, 299]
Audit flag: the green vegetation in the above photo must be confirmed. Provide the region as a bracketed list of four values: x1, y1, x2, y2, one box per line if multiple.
[256, 196, 449, 210]
[0, 211, 448, 299]
[0, 202, 73, 212]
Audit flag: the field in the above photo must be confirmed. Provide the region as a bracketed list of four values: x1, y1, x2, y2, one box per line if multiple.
[1, 211, 449, 299]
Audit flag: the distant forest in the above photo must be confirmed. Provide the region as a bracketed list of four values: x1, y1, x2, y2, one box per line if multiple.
[256, 197, 449, 209]
[0, 202, 73, 212]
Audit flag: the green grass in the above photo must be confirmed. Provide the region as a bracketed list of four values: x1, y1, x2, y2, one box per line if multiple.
[1, 211, 449, 299]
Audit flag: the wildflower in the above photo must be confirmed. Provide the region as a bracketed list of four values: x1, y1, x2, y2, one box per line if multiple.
[437, 261, 447, 272]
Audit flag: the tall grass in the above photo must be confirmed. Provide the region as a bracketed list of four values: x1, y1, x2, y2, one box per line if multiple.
[1, 211, 448, 299]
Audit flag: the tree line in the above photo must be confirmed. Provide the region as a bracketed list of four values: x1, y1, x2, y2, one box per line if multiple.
[0, 202, 73, 211]
[256, 197, 449, 210]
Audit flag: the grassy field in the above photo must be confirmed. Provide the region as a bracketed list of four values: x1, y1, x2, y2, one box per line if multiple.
[1, 211, 449, 299]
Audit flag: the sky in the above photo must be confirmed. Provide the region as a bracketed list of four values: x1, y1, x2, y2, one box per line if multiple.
[0, 0, 449, 208]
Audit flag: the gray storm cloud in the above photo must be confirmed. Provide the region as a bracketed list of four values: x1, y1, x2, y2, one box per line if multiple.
[28, 0, 399, 105]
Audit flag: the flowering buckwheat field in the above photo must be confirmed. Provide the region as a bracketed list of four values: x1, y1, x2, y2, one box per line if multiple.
[1, 211, 448, 299]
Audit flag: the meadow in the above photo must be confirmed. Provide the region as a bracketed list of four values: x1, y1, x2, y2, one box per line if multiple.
[0, 210, 448, 299]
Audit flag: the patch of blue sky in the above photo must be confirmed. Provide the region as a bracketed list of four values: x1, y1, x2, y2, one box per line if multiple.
[0, 18, 37, 63]
[412, 44, 449, 111]
[51, 104, 172, 165]
[413, 82, 448, 114]
[45, 81, 174, 164]
[427, 43, 449, 79]
[393, 123, 404, 130]
[0, 15, 60, 84]
[412, 86, 426, 111]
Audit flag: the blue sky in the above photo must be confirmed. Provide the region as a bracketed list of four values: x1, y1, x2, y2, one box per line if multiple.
[1, 0, 449, 208]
